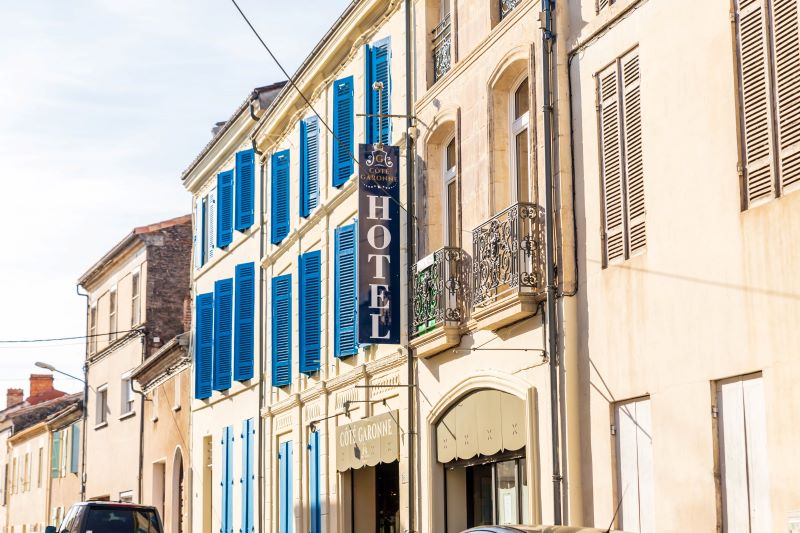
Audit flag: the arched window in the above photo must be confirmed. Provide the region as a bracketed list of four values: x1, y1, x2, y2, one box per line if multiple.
[443, 137, 458, 246]
[511, 77, 530, 203]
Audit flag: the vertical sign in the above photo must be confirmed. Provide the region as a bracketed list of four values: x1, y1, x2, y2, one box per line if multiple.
[358, 143, 401, 344]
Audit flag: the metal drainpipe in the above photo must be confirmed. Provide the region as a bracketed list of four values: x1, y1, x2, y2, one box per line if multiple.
[541, 0, 563, 525]
[75, 284, 89, 502]
[136, 332, 147, 504]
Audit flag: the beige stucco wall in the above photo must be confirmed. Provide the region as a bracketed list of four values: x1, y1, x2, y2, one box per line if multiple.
[48, 422, 81, 529]
[7, 429, 49, 533]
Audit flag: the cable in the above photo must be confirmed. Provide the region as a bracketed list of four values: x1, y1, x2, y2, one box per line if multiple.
[0, 328, 144, 344]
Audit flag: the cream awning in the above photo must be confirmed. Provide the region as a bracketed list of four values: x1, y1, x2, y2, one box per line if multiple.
[436, 390, 526, 463]
[336, 410, 400, 472]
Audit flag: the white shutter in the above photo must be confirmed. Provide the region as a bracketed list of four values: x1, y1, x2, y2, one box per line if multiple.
[194, 197, 202, 269]
[621, 51, 645, 256]
[207, 188, 217, 261]
[771, 0, 800, 190]
[742, 377, 772, 532]
[635, 399, 655, 533]
[616, 401, 641, 531]
[599, 62, 625, 265]
[718, 378, 755, 533]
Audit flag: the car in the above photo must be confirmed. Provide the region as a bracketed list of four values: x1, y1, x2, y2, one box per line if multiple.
[46, 501, 163, 533]
[460, 526, 628, 533]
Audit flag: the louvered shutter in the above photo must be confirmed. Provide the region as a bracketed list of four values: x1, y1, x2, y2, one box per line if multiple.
[218, 170, 234, 248]
[621, 52, 646, 256]
[272, 274, 292, 387]
[234, 262, 255, 381]
[236, 149, 256, 230]
[598, 62, 625, 265]
[308, 431, 321, 533]
[70, 423, 80, 473]
[307, 117, 320, 216]
[332, 76, 355, 187]
[241, 418, 255, 533]
[213, 279, 233, 391]
[735, 0, 777, 205]
[221, 426, 234, 533]
[207, 189, 217, 262]
[51, 431, 60, 479]
[195, 293, 214, 399]
[598, 0, 610, 11]
[271, 150, 291, 244]
[771, 0, 800, 190]
[367, 38, 391, 145]
[299, 251, 322, 373]
[334, 223, 358, 357]
[278, 441, 294, 533]
[194, 197, 203, 269]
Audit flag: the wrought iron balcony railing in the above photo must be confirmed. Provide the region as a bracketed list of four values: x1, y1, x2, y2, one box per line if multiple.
[411, 247, 468, 337]
[472, 202, 545, 309]
[499, 0, 520, 20]
[432, 15, 452, 82]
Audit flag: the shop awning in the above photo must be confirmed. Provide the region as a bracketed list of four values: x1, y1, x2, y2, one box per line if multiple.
[436, 389, 526, 463]
[336, 410, 400, 472]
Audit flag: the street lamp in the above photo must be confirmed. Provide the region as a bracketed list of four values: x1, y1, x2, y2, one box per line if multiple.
[35, 361, 86, 384]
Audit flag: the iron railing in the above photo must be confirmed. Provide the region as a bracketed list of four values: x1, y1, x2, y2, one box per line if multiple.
[432, 15, 452, 82]
[411, 247, 468, 337]
[499, 0, 521, 20]
[472, 202, 544, 308]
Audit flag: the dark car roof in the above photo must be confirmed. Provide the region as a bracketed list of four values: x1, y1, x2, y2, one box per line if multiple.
[75, 501, 158, 510]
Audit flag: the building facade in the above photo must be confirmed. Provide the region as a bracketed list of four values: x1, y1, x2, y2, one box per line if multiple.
[46, 404, 82, 530]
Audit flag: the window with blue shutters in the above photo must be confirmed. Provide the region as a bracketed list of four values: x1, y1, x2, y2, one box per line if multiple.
[332, 76, 354, 187]
[272, 274, 292, 387]
[221, 426, 234, 533]
[241, 418, 255, 533]
[271, 150, 291, 244]
[195, 293, 214, 399]
[51, 431, 61, 478]
[334, 222, 358, 358]
[308, 431, 321, 533]
[365, 38, 391, 145]
[299, 251, 322, 374]
[218, 170, 234, 248]
[70, 422, 80, 473]
[236, 149, 255, 231]
[300, 117, 320, 218]
[278, 441, 293, 533]
[208, 189, 218, 262]
[213, 279, 233, 391]
[234, 263, 255, 381]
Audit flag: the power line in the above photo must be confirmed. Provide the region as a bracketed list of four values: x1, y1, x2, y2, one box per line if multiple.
[0, 328, 144, 344]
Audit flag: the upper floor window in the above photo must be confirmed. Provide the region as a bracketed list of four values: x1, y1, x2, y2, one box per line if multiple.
[432, 0, 452, 83]
[499, 0, 520, 20]
[511, 77, 530, 203]
[597, 0, 614, 12]
[120, 373, 134, 416]
[96, 385, 108, 426]
[443, 137, 458, 246]
[131, 271, 141, 327]
[88, 304, 97, 355]
[108, 289, 117, 342]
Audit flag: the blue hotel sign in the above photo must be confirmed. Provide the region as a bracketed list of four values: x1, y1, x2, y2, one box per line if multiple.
[358, 143, 401, 344]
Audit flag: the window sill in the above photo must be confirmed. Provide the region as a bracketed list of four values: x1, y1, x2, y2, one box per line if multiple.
[94, 422, 108, 430]
[119, 410, 136, 421]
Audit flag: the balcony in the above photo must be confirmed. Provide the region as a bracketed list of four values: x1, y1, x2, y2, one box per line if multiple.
[499, 0, 520, 20]
[472, 202, 545, 330]
[432, 15, 452, 83]
[410, 247, 468, 358]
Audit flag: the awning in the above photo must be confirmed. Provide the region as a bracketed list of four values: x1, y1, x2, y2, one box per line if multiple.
[336, 410, 400, 472]
[436, 390, 526, 463]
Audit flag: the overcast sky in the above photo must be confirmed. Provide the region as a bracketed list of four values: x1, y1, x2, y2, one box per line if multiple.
[0, 0, 351, 406]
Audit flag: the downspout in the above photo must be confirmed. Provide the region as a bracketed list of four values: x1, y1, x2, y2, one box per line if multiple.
[135, 332, 147, 504]
[75, 284, 90, 502]
[541, 0, 563, 525]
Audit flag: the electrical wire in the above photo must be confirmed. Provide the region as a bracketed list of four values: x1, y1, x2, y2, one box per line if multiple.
[0, 328, 144, 344]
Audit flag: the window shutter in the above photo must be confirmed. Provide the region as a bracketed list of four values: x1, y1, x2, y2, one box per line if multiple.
[207, 188, 217, 262]
[195, 293, 214, 399]
[598, 62, 625, 265]
[236, 149, 256, 230]
[194, 197, 203, 269]
[271, 274, 292, 387]
[50, 431, 60, 479]
[70, 423, 80, 474]
[308, 431, 321, 533]
[367, 38, 392, 145]
[300, 119, 308, 218]
[234, 262, 255, 381]
[621, 52, 645, 256]
[271, 150, 291, 244]
[213, 279, 233, 391]
[218, 170, 234, 248]
[299, 251, 322, 374]
[278, 441, 294, 533]
[241, 418, 255, 533]
[771, 0, 800, 190]
[334, 223, 358, 358]
[300, 116, 320, 218]
[735, 0, 777, 205]
[221, 426, 234, 533]
[332, 76, 355, 187]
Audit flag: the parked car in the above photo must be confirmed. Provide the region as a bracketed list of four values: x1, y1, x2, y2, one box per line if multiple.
[46, 501, 163, 533]
[460, 527, 628, 533]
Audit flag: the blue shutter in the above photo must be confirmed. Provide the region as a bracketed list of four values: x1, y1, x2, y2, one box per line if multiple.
[51, 431, 61, 478]
[298, 251, 322, 374]
[70, 423, 80, 473]
[241, 418, 255, 533]
[271, 150, 291, 244]
[195, 293, 214, 399]
[300, 117, 320, 218]
[221, 426, 234, 533]
[308, 432, 321, 533]
[235, 149, 255, 231]
[279, 441, 294, 533]
[334, 223, 358, 357]
[234, 263, 255, 381]
[366, 38, 391, 145]
[332, 77, 354, 187]
[217, 170, 234, 247]
[213, 279, 233, 391]
[271, 275, 292, 387]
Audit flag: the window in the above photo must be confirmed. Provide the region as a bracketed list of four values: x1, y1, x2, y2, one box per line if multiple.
[201, 195, 209, 265]
[271, 274, 292, 387]
[235, 149, 255, 231]
[234, 263, 256, 382]
[120, 374, 134, 416]
[131, 271, 141, 327]
[212, 278, 233, 392]
[734, 0, 800, 208]
[716, 373, 771, 532]
[511, 77, 530, 204]
[300, 117, 320, 218]
[96, 385, 108, 426]
[50, 433, 59, 479]
[278, 441, 293, 533]
[173, 372, 181, 411]
[88, 305, 97, 355]
[432, 0, 452, 83]
[37, 447, 43, 488]
[597, 0, 613, 12]
[69, 423, 80, 474]
[499, 0, 520, 20]
[207, 189, 217, 263]
[298, 251, 322, 374]
[108, 289, 118, 342]
[218, 170, 234, 248]
[334, 223, 358, 358]
[614, 397, 655, 533]
[332, 77, 355, 187]
[462, 456, 529, 527]
[443, 137, 458, 246]
[11, 458, 17, 494]
[598, 50, 645, 266]
[365, 37, 391, 145]
[60, 429, 68, 477]
[23, 453, 29, 492]
[271, 150, 291, 244]
[194, 293, 214, 400]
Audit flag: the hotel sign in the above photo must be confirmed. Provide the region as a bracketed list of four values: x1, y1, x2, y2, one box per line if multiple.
[336, 410, 400, 471]
[358, 144, 401, 344]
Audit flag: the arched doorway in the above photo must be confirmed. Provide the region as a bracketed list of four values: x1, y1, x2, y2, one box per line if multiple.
[171, 448, 184, 533]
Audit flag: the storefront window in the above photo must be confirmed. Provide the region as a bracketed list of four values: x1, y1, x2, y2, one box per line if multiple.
[457, 455, 527, 529]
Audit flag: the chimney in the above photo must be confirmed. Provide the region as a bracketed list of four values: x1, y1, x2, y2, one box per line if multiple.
[183, 295, 192, 333]
[29, 374, 55, 398]
[6, 388, 23, 409]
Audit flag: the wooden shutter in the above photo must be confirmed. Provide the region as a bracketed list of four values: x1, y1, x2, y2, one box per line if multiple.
[241, 418, 255, 533]
[621, 51, 646, 255]
[195, 293, 214, 399]
[218, 170, 234, 248]
[332, 76, 355, 187]
[598, 61, 625, 264]
[50, 431, 60, 479]
[771, 0, 800, 190]
[334, 223, 358, 358]
[70, 423, 80, 474]
[272, 274, 292, 387]
[299, 251, 322, 373]
[236, 149, 256, 230]
[213, 279, 233, 392]
[234, 262, 255, 381]
[300, 117, 320, 218]
[194, 197, 203, 269]
[271, 150, 291, 244]
[207, 188, 217, 262]
[221, 426, 234, 533]
[368, 38, 392, 145]
[308, 431, 321, 533]
[278, 441, 294, 533]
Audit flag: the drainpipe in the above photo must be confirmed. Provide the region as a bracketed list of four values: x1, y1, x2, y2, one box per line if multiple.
[541, 0, 563, 525]
[256, 144, 266, 533]
[75, 284, 90, 502]
[135, 332, 147, 504]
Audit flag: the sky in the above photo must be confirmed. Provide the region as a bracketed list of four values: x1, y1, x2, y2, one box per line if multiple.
[0, 0, 351, 407]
